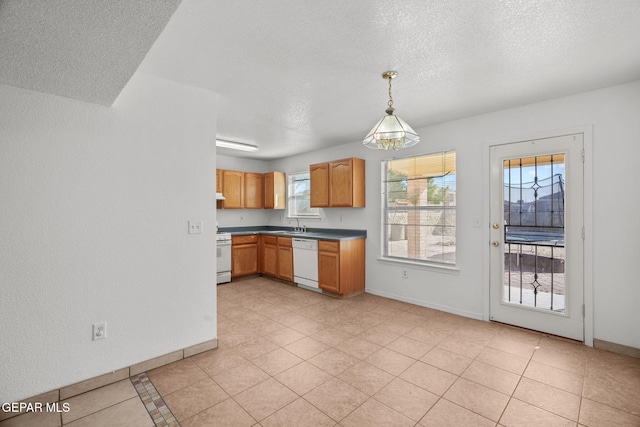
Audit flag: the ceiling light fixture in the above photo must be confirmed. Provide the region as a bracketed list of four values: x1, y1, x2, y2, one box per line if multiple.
[363, 71, 419, 151]
[215, 139, 259, 152]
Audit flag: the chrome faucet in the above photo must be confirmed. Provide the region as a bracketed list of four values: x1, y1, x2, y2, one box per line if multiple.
[295, 218, 300, 231]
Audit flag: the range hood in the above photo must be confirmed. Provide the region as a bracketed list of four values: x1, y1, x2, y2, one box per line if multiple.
[216, 192, 226, 200]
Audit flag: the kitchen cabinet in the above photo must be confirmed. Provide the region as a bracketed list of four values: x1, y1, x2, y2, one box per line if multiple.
[244, 172, 264, 209]
[318, 238, 365, 297]
[277, 237, 293, 282]
[264, 172, 286, 209]
[232, 234, 259, 278]
[216, 169, 223, 193]
[218, 169, 283, 210]
[260, 235, 278, 277]
[310, 158, 365, 208]
[221, 170, 244, 209]
[260, 235, 293, 281]
[310, 163, 330, 207]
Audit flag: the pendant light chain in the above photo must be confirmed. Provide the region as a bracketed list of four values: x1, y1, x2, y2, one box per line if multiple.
[387, 76, 394, 109]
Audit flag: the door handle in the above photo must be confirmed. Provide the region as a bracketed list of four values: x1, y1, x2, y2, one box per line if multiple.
[492, 241, 500, 247]
[492, 223, 500, 229]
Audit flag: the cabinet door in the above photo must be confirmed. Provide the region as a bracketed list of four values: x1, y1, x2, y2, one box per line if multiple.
[318, 250, 340, 294]
[264, 173, 275, 209]
[232, 244, 258, 277]
[244, 172, 263, 209]
[310, 163, 329, 207]
[216, 169, 223, 193]
[329, 159, 353, 207]
[264, 172, 286, 210]
[277, 238, 293, 281]
[223, 170, 244, 208]
[262, 242, 278, 277]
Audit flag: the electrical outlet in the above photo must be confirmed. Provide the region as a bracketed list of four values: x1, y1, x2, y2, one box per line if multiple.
[188, 220, 203, 234]
[93, 322, 107, 341]
[402, 270, 408, 279]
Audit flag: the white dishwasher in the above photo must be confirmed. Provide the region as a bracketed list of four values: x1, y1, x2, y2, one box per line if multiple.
[292, 238, 319, 291]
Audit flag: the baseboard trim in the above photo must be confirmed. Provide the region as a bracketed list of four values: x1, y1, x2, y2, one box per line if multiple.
[594, 338, 640, 359]
[0, 339, 217, 422]
[365, 289, 484, 320]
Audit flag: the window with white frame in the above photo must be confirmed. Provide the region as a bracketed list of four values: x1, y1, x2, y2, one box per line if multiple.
[382, 151, 457, 265]
[287, 171, 320, 218]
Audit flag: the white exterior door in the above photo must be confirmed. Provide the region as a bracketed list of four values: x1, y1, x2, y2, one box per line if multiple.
[489, 134, 584, 341]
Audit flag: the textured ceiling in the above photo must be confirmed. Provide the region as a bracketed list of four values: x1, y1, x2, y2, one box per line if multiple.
[0, 0, 180, 106]
[2, 1, 640, 158]
[139, 0, 640, 159]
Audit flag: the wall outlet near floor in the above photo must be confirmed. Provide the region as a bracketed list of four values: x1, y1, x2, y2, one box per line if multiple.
[93, 322, 107, 341]
[402, 270, 408, 279]
[188, 220, 203, 234]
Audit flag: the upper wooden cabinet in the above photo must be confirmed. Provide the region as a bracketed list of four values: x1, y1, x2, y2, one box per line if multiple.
[216, 169, 223, 193]
[244, 172, 264, 209]
[264, 172, 286, 210]
[217, 169, 284, 210]
[310, 163, 330, 207]
[310, 158, 365, 208]
[221, 170, 244, 209]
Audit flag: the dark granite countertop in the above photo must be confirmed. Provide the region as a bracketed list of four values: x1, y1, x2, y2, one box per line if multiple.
[219, 225, 366, 241]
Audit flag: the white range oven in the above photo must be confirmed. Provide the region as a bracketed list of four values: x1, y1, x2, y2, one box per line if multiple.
[216, 232, 232, 284]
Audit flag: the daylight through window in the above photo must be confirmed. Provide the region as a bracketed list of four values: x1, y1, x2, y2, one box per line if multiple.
[288, 172, 320, 218]
[382, 151, 457, 265]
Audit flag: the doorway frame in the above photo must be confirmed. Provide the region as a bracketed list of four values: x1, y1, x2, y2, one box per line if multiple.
[482, 125, 594, 346]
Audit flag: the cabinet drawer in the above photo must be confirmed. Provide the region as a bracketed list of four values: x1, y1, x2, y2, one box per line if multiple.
[277, 237, 292, 247]
[262, 235, 277, 246]
[318, 240, 339, 253]
[232, 234, 258, 245]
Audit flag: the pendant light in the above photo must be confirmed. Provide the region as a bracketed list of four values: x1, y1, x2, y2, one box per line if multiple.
[363, 71, 419, 150]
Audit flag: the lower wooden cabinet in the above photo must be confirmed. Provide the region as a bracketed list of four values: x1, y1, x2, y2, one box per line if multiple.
[277, 237, 293, 282]
[234, 234, 365, 296]
[260, 235, 278, 277]
[260, 235, 293, 281]
[231, 234, 259, 278]
[318, 238, 365, 297]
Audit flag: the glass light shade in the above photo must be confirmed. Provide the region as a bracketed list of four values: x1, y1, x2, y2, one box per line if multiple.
[363, 113, 420, 150]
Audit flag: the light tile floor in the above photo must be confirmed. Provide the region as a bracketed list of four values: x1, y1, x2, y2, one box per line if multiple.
[3, 276, 639, 426]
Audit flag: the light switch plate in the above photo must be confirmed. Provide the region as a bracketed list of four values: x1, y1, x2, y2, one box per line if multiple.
[188, 220, 204, 234]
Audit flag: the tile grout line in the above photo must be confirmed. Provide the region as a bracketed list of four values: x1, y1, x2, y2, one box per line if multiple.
[175, 279, 639, 425]
[130, 373, 180, 427]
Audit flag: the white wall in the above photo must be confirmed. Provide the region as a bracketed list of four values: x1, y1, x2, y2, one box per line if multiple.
[0, 72, 218, 402]
[268, 80, 640, 350]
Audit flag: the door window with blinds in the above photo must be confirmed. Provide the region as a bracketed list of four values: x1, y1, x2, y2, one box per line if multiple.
[382, 151, 457, 265]
[287, 172, 320, 218]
